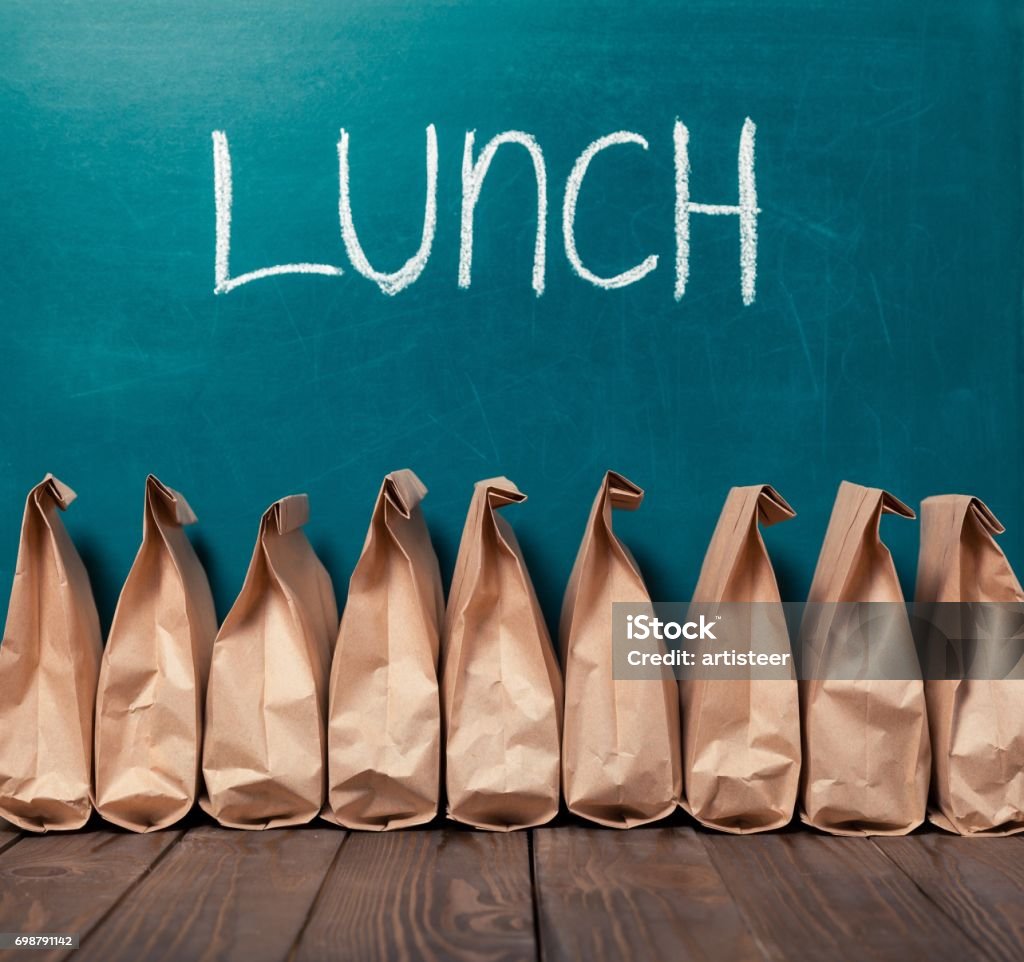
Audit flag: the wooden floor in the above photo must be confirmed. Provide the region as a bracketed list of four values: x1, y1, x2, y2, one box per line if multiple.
[0, 814, 1022, 962]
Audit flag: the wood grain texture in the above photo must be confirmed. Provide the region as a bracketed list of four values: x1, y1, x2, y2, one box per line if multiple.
[0, 819, 19, 855]
[0, 824, 1022, 962]
[873, 833, 1024, 962]
[74, 825, 344, 962]
[533, 825, 765, 962]
[700, 832, 987, 962]
[0, 828, 181, 962]
[293, 828, 535, 962]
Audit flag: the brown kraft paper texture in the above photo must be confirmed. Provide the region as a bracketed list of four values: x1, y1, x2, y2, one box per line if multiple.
[201, 495, 337, 829]
[0, 475, 102, 831]
[327, 470, 444, 830]
[441, 478, 563, 831]
[94, 475, 217, 832]
[800, 480, 930, 835]
[681, 484, 801, 832]
[916, 495, 1024, 835]
[561, 471, 681, 828]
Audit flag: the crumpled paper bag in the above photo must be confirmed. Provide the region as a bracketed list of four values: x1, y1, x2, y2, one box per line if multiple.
[201, 494, 337, 829]
[327, 470, 444, 830]
[0, 475, 102, 831]
[916, 495, 1024, 835]
[441, 478, 562, 831]
[94, 475, 217, 832]
[680, 484, 800, 832]
[800, 480, 930, 835]
[561, 471, 681, 828]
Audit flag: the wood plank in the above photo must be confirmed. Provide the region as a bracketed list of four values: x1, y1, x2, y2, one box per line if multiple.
[700, 832, 988, 962]
[533, 825, 765, 962]
[0, 828, 181, 962]
[0, 819, 19, 855]
[873, 833, 1024, 962]
[292, 828, 535, 962]
[74, 825, 344, 962]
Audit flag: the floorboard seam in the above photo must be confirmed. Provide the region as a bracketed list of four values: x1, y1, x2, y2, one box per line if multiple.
[526, 829, 543, 962]
[868, 839, 1001, 962]
[283, 830, 351, 962]
[695, 831, 779, 962]
[0, 832, 23, 857]
[74, 828, 188, 955]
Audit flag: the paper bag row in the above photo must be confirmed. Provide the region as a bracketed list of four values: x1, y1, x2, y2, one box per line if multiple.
[0, 472, 1021, 837]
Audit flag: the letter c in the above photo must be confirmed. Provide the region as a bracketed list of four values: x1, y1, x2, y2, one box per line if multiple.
[563, 131, 659, 289]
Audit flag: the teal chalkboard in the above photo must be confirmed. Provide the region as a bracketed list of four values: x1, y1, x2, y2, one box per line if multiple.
[1, 1, 1020, 630]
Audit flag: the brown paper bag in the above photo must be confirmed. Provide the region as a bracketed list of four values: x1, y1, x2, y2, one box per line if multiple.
[800, 480, 929, 835]
[441, 478, 562, 831]
[0, 476, 102, 831]
[561, 471, 681, 827]
[93, 475, 217, 832]
[327, 470, 444, 830]
[201, 495, 337, 829]
[916, 495, 1024, 835]
[680, 484, 800, 833]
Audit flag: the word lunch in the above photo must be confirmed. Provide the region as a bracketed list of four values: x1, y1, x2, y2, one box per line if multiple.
[212, 120, 759, 302]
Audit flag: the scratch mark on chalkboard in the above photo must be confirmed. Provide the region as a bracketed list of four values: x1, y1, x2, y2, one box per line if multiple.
[465, 374, 500, 462]
[868, 272, 892, 350]
[701, 330, 721, 409]
[427, 413, 490, 462]
[770, 206, 840, 243]
[644, 404, 657, 484]
[861, 401, 884, 464]
[780, 282, 819, 396]
[272, 280, 312, 363]
[782, 62, 814, 155]
[69, 363, 210, 398]
[853, 149, 881, 202]
[873, 97, 938, 130]
[108, 184, 144, 233]
[816, 99, 937, 156]
[821, 274, 830, 448]
[126, 328, 150, 363]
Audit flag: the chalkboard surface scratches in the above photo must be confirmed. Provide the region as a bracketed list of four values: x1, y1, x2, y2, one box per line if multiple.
[533, 825, 764, 962]
[73, 826, 343, 962]
[292, 828, 535, 962]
